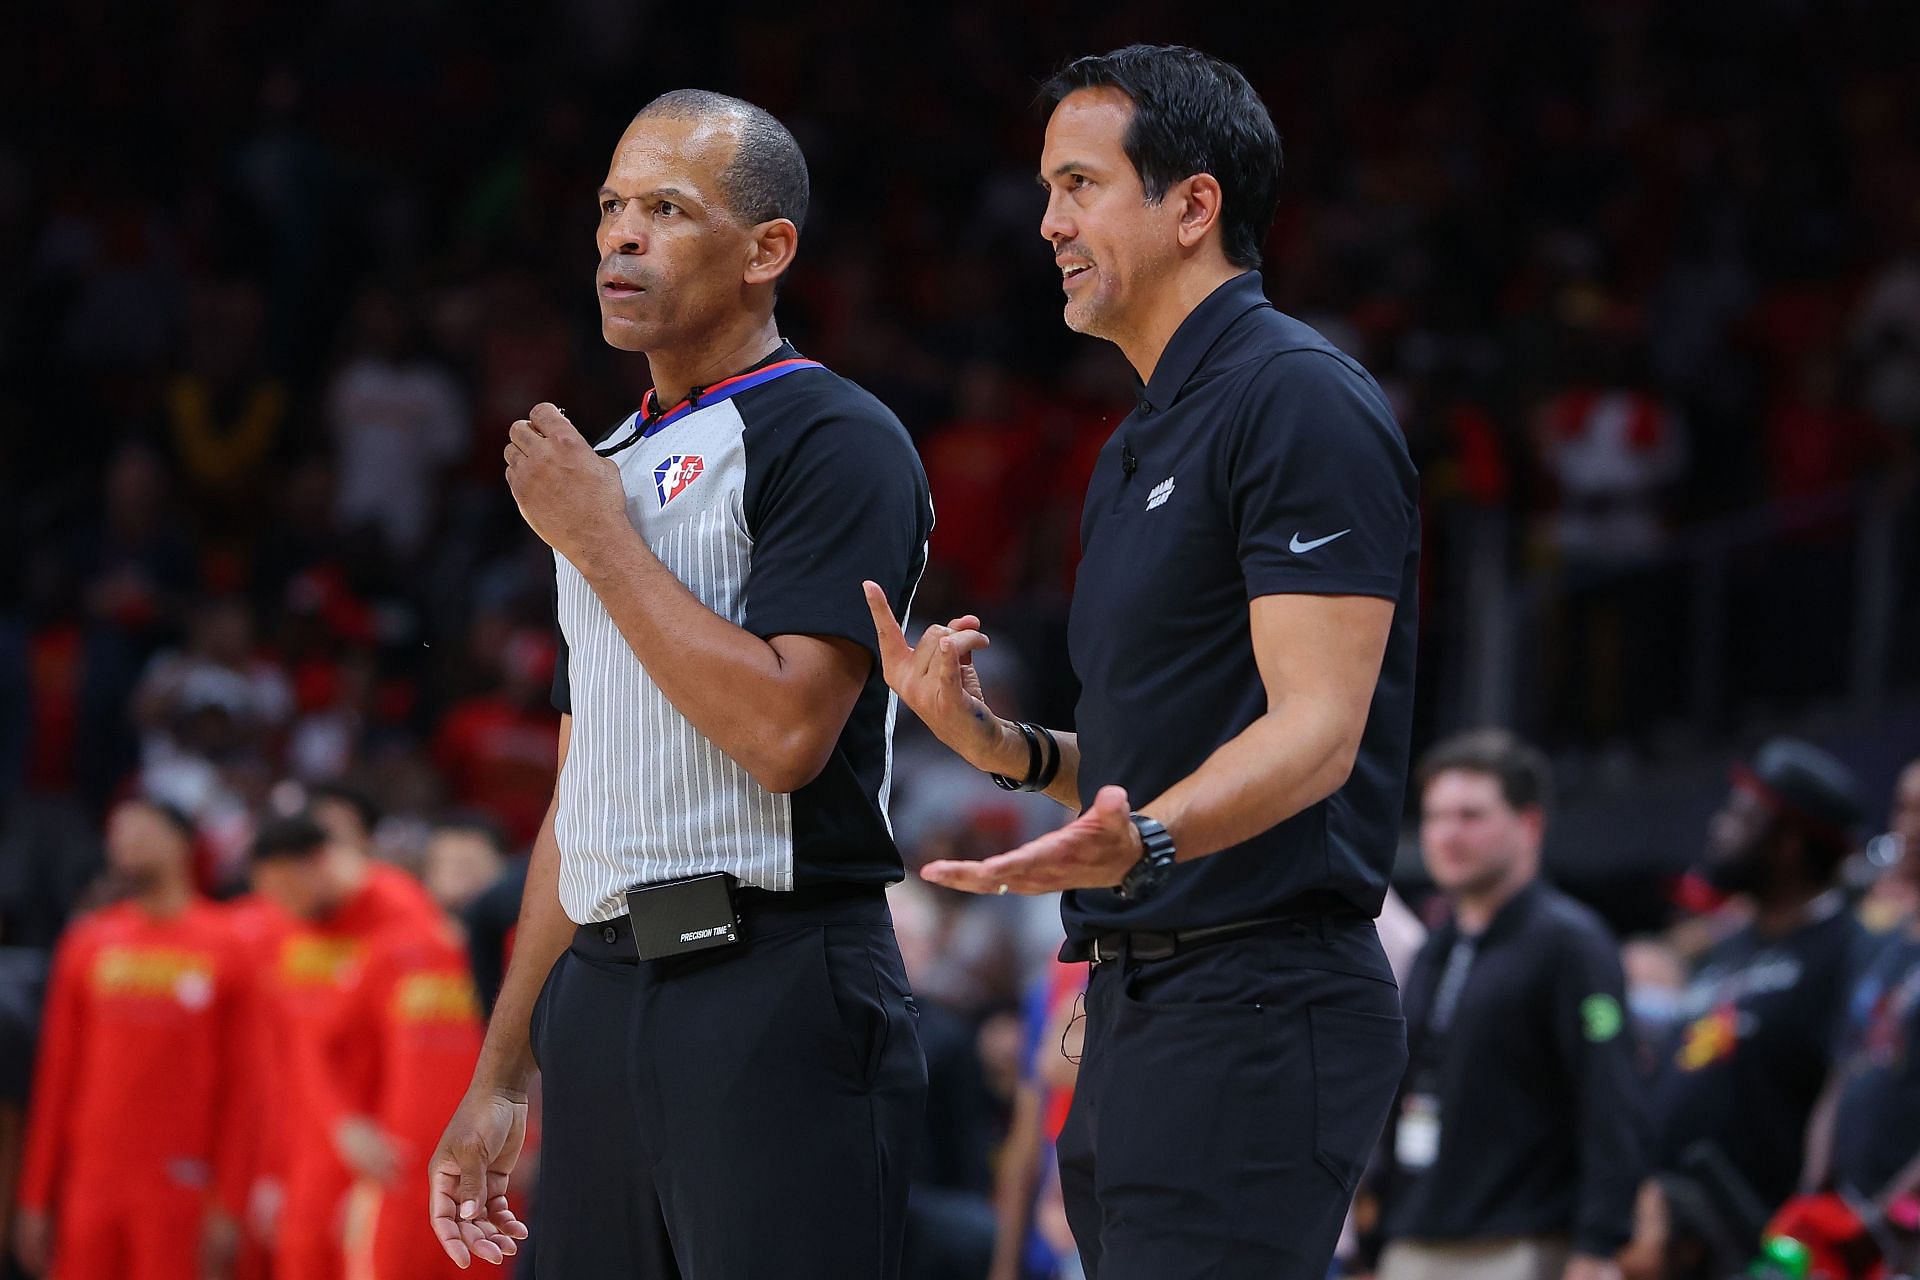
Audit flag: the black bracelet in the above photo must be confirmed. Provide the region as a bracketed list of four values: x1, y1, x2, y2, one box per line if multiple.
[1031, 724, 1062, 792]
[991, 720, 1043, 792]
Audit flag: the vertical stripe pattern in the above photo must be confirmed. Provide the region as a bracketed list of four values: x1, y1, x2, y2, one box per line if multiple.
[553, 400, 794, 924]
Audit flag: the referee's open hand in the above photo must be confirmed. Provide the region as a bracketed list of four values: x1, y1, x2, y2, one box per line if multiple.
[429, 1088, 530, 1268]
[921, 785, 1145, 895]
[504, 402, 628, 569]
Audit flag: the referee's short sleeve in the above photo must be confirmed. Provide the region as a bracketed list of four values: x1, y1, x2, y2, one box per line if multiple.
[741, 404, 932, 663]
[1226, 350, 1417, 601]
[551, 628, 572, 714]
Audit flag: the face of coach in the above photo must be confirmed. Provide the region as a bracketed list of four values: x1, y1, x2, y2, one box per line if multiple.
[1038, 49, 1281, 376]
[593, 99, 803, 360]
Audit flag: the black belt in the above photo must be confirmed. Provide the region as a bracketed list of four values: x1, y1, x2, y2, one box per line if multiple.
[577, 880, 887, 962]
[1068, 892, 1367, 964]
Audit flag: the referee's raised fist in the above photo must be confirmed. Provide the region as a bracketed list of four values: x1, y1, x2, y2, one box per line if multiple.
[504, 402, 627, 569]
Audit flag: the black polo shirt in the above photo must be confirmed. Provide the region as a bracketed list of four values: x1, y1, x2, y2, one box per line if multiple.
[1062, 271, 1419, 943]
[1379, 881, 1646, 1256]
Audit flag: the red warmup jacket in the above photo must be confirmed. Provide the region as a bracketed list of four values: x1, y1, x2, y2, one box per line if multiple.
[344, 921, 487, 1278]
[17, 898, 251, 1221]
[215, 892, 294, 1280]
[261, 865, 444, 1212]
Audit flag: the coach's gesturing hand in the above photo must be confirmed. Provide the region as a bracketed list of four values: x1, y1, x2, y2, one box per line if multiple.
[429, 1087, 530, 1268]
[862, 581, 1001, 765]
[922, 784, 1145, 895]
[504, 402, 629, 569]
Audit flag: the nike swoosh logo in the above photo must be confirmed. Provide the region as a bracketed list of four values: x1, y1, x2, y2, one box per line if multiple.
[1289, 529, 1351, 553]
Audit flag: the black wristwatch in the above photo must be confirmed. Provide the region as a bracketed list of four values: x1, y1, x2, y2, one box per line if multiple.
[1117, 814, 1177, 901]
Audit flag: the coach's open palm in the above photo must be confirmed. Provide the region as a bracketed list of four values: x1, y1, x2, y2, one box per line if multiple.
[429, 1089, 530, 1269]
[862, 582, 1001, 767]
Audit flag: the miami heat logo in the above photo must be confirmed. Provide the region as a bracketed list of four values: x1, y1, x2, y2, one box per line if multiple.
[654, 455, 705, 507]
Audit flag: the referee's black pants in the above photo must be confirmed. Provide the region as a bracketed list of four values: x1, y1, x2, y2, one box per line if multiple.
[1057, 914, 1407, 1279]
[530, 886, 926, 1279]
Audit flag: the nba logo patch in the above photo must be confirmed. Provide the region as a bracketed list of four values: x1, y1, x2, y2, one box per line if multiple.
[654, 455, 705, 506]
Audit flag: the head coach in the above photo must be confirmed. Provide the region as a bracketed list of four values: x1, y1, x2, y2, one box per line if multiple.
[429, 91, 932, 1277]
[866, 45, 1418, 1279]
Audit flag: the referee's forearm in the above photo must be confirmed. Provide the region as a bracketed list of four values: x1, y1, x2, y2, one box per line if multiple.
[469, 798, 572, 1097]
[574, 525, 840, 790]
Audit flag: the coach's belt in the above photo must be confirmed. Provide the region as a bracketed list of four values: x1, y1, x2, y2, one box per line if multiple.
[1075, 892, 1364, 964]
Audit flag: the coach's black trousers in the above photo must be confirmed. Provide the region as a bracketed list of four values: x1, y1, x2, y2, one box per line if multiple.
[1057, 915, 1407, 1279]
[530, 887, 926, 1279]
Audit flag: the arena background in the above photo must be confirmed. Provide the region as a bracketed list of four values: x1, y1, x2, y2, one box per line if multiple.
[2, 0, 1918, 1277]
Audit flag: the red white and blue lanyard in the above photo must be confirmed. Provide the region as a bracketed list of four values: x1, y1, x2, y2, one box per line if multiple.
[600, 356, 823, 456]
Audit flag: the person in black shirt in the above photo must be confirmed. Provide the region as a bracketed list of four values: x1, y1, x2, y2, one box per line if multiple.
[1375, 730, 1643, 1280]
[1645, 739, 1870, 1239]
[867, 45, 1417, 1280]
[1805, 754, 1920, 1206]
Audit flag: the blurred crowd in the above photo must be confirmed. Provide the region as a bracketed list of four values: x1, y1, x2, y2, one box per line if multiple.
[5, 0, 1920, 1277]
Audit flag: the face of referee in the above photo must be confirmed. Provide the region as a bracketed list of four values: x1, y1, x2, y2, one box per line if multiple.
[595, 115, 773, 355]
[1039, 87, 1186, 343]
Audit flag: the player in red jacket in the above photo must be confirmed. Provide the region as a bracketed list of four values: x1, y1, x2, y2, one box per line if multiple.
[14, 799, 250, 1280]
[246, 811, 443, 1280]
[213, 889, 295, 1280]
[341, 920, 488, 1279]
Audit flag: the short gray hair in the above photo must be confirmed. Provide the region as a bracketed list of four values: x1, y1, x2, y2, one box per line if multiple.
[636, 89, 810, 234]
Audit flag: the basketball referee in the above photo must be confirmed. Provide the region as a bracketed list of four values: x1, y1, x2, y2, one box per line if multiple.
[430, 91, 932, 1277]
[867, 46, 1417, 1279]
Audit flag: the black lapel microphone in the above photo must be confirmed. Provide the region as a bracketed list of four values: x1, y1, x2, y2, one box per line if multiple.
[1121, 441, 1137, 477]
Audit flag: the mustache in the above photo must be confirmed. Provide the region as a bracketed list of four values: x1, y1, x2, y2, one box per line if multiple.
[599, 261, 661, 288]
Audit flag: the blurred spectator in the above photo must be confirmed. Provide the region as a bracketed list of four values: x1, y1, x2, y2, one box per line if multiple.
[430, 629, 560, 848]
[892, 881, 1001, 1280]
[987, 956, 1085, 1280]
[1802, 754, 1920, 1209]
[131, 597, 292, 863]
[1645, 740, 1870, 1245]
[1620, 938, 1687, 1075]
[1373, 731, 1643, 1280]
[1851, 255, 1920, 444]
[1859, 756, 1920, 930]
[13, 800, 250, 1280]
[307, 780, 381, 858]
[0, 940, 45, 1280]
[326, 289, 468, 563]
[920, 361, 1038, 602]
[421, 812, 509, 918]
[161, 280, 288, 544]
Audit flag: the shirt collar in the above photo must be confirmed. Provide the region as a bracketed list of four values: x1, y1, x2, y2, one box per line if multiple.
[1139, 270, 1271, 412]
[1445, 877, 1545, 947]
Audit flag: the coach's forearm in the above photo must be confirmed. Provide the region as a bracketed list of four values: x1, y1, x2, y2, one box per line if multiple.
[469, 798, 572, 1097]
[573, 524, 844, 792]
[1140, 699, 1360, 862]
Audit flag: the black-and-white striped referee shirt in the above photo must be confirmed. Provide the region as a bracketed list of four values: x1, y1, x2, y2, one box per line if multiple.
[550, 341, 932, 924]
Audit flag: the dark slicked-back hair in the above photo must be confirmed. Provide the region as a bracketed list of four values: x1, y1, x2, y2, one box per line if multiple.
[636, 89, 810, 235]
[1042, 45, 1283, 269]
[1416, 728, 1556, 814]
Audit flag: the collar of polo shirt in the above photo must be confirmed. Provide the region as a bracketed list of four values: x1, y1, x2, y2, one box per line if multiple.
[1138, 270, 1275, 413]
